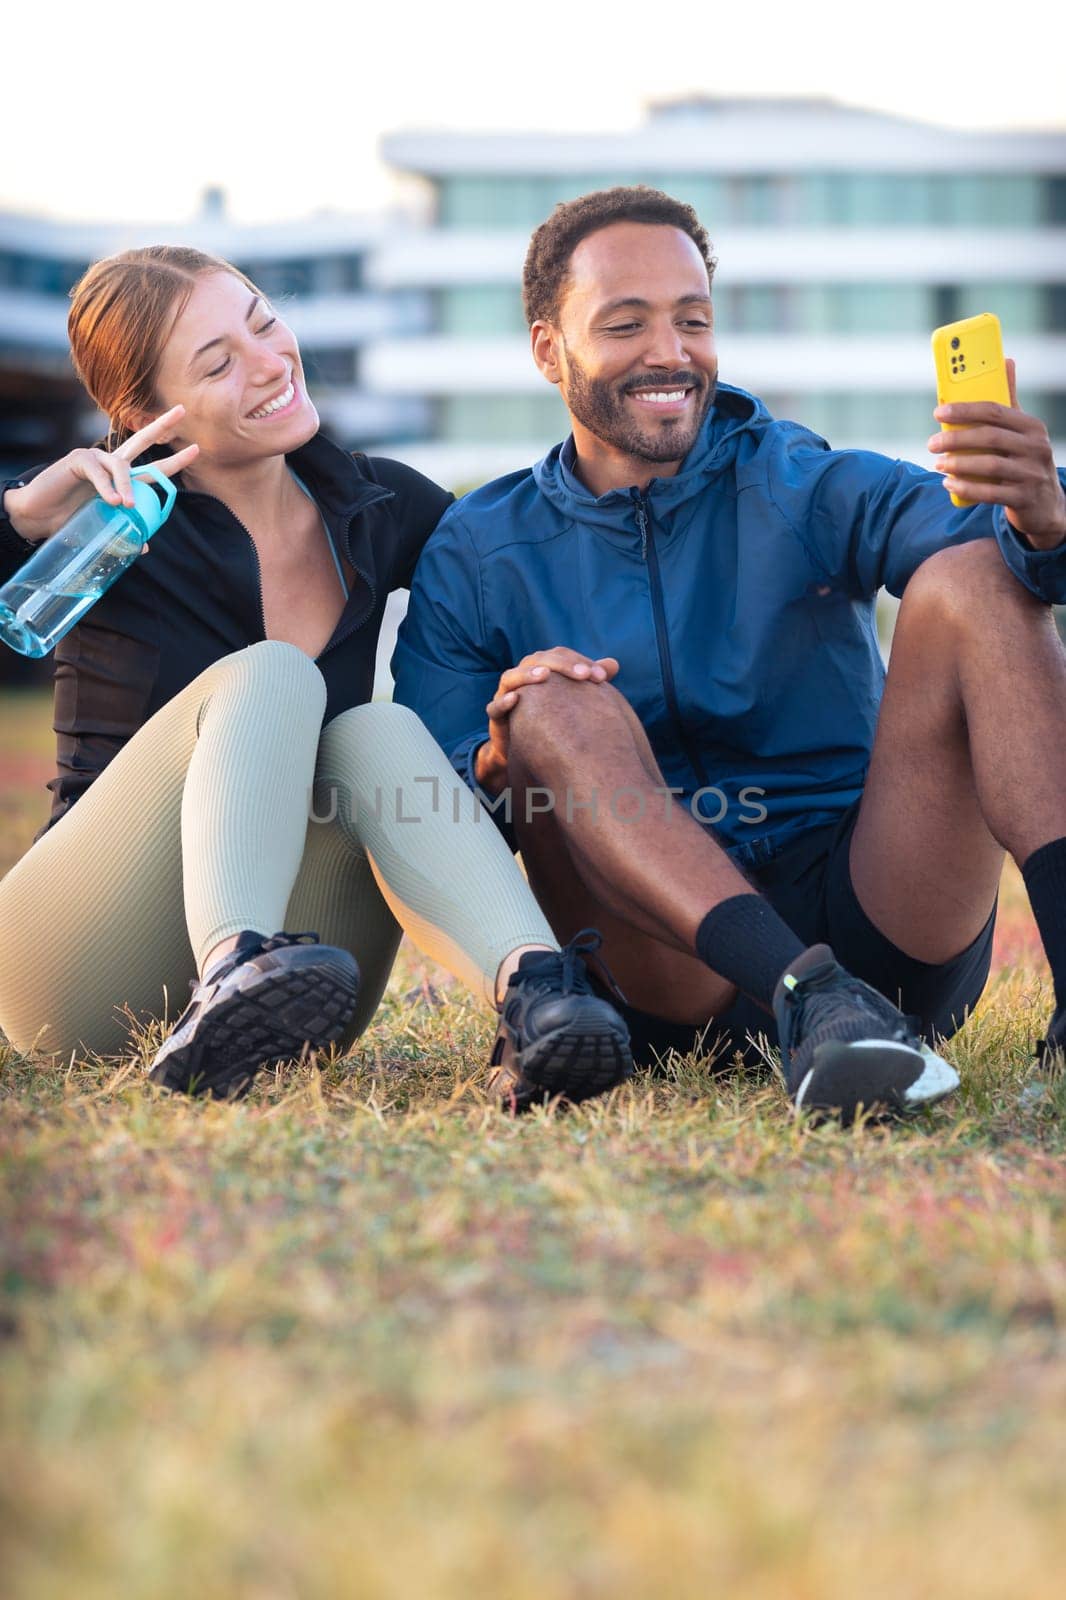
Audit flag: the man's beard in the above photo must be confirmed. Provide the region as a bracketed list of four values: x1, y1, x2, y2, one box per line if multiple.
[561, 345, 716, 466]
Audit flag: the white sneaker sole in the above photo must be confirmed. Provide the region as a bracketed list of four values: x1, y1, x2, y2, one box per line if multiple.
[904, 1043, 960, 1106]
[794, 1039, 960, 1118]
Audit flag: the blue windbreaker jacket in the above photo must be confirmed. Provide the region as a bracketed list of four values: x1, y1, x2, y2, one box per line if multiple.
[392, 384, 1066, 870]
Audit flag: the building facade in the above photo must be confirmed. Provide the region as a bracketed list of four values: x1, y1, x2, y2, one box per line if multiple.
[4, 98, 1064, 682]
[3, 99, 1064, 493]
[0, 202, 429, 482]
[377, 97, 1066, 485]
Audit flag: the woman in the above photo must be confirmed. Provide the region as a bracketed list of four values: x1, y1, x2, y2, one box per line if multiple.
[0, 246, 631, 1106]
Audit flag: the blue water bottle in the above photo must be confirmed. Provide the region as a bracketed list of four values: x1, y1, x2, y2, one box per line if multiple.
[0, 463, 176, 658]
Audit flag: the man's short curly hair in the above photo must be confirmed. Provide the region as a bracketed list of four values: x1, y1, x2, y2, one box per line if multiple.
[522, 186, 716, 328]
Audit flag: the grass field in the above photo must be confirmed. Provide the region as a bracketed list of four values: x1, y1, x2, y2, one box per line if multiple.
[2, 689, 1064, 1600]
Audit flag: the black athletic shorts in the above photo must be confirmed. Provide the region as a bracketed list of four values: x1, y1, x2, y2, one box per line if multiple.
[597, 798, 997, 1071]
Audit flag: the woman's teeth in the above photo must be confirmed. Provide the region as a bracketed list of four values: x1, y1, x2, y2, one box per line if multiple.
[249, 382, 295, 419]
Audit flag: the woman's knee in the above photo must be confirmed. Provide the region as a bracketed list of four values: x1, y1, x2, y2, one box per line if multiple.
[208, 640, 327, 713]
[315, 702, 448, 821]
[326, 699, 428, 738]
[320, 701, 439, 768]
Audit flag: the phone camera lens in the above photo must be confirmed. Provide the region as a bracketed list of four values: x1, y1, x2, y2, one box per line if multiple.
[951, 337, 961, 350]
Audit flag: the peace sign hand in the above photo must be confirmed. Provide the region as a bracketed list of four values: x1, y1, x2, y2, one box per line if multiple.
[2, 405, 199, 545]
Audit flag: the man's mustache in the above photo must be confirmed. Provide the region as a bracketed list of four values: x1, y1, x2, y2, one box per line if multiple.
[620, 372, 705, 395]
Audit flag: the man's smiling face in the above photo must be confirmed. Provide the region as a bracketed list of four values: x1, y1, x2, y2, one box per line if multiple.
[533, 221, 718, 486]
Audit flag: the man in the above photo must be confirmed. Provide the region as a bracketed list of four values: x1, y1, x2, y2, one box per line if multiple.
[393, 187, 1066, 1122]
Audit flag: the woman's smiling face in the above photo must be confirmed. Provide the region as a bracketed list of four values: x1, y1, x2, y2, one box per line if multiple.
[147, 269, 319, 466]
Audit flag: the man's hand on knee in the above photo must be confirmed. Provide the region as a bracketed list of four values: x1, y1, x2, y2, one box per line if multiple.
[476, 647, 619, 792]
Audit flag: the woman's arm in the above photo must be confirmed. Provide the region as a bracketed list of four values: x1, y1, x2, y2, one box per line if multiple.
[0, 471, 47, 582]
[2, 406, 198, 546]
[362, 456, 455, 591]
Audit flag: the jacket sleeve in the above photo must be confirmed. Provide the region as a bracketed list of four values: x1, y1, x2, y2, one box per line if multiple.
[771, 433, 1066, 604]
[362, 456, 454, 591]
[390, 505, 504, 795]
[0, 471, 46, 584]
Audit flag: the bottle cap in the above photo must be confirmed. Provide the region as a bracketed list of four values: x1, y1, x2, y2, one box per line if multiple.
[126, 463, 178, 541]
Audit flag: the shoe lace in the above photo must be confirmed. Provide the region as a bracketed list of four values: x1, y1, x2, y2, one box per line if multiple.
[518, 928, 627, 1004]
[189, 930, 321, 998]
[562, 928, 628, 1004]
[784, 966, 918, 1051]
[559, 928, 599, 995]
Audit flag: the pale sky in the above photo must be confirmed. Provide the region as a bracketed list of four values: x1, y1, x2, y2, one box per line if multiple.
[4, 0, 1064, 225]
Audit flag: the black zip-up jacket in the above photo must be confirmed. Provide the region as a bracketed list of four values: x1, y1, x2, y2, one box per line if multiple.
[0, 431, 452, 837]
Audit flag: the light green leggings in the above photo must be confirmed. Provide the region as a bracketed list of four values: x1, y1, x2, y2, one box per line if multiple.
[0, 640, 554, 1058]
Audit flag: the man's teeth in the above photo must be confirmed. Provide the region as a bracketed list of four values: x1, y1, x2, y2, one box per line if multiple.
[631, 390, 688, 404]
[250, 382, 294, 419]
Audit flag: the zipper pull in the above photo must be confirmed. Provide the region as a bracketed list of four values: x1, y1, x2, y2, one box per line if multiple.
[634, 500, 649, 562]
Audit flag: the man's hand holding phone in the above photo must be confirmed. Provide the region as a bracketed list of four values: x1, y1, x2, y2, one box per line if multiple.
[928, 353, 1066, 551]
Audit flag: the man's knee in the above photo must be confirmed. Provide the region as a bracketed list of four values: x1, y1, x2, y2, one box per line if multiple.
[900, 540, 1041, 632]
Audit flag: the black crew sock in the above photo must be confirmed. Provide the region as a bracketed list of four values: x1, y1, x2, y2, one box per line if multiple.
[1022, 838, 1066, 1014]
[695, 894, 807, 1011]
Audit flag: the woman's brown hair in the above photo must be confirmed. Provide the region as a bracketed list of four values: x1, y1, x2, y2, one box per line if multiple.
[67, 246, 259, 449]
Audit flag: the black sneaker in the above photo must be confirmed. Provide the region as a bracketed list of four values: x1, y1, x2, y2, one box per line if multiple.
[772, 943, 959, 1123]
[489, 929, 634, 1112]
[149, 930, 360, 1099]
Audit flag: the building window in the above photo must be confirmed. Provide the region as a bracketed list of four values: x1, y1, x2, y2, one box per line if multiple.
[1046, 177, 1066, 224]
[722, 285, 790, 332]
[0, 252, 86, 295]
[1033, 392, 1066, 438]
[956, 282, 1044, 333]
[643, 175, 728, 222]
[435, 171, 1051, 232]
[438, 285, 526, 335]
[438, 176, 551, 228]
[933, 286, 961, 326]
[433, 277, 1062, 341]
[717, 284, 934, 335]
[939, 174, 1042, 227]
[311, 255, 364, 294]
[439, 392, 569, 442]
[760, 391, 943, 444]
[237, 258, 315, 298]
[301, 347, 358, 386]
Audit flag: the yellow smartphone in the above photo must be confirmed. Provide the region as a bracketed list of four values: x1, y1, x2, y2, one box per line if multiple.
[931, 312, 1010, 508]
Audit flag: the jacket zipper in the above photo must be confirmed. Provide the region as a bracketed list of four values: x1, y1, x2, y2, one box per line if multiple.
[318, 510, 377, 661]
[633, 491, 712, 794]
[201, 495, 382, 662]
[223, 502, 267, 641]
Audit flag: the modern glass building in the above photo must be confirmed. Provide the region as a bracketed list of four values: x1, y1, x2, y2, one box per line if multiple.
[0, 201, 430, 482]
[376, 97, 1066, 485]
[2, 97, 1064, 493]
